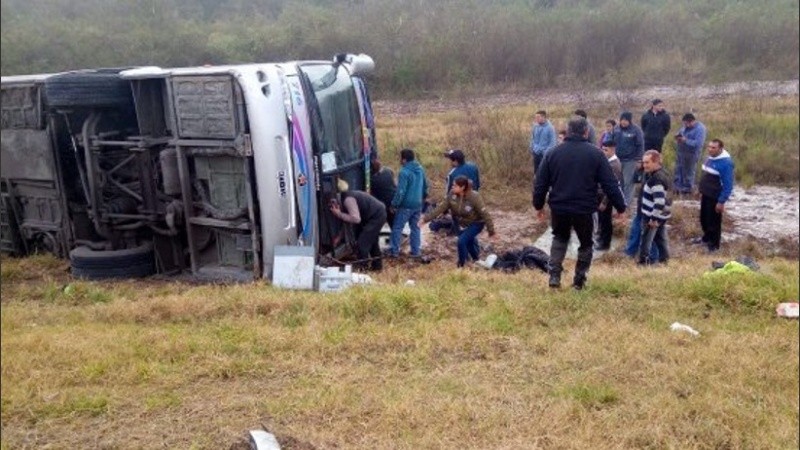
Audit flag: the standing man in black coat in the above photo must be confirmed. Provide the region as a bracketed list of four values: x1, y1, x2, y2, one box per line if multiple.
[640, 99, 671, 153]
[369, 158, 396, 228]
[533, 117, 627, 290]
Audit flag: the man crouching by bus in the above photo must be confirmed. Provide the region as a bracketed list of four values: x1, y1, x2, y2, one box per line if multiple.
[330, 179, 387, 271]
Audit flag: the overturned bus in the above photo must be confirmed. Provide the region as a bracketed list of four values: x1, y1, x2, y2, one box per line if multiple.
[0, 53, 377, 281]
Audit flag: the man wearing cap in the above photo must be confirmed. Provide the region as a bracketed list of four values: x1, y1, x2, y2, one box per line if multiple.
[640, 99, 671, 153]
[330, 179, 387, 271]
[529, 110, 557, 176]
[429, 149, 482, 235]
[612, 111, 645, 207]
[444, 149, 481, 194]
[673, 113, 707, 195]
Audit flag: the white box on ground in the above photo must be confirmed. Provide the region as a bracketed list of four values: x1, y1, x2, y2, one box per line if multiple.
[317, 264, 354, 292]
[272, 246, 316, 290]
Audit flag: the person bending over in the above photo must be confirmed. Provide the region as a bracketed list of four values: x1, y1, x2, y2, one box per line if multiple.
[420, 176, 496, 267]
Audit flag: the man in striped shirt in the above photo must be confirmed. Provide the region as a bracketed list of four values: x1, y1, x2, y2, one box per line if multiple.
[637, 150, 672, 265]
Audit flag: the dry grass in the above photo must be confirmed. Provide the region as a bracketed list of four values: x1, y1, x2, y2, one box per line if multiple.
[2, 93, 798, 449]
[376, 95, 799, 210]
[1, 254, 798, 449]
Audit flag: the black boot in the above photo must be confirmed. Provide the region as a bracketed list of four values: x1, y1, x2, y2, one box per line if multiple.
[573, 250, 591, 290]
[548, 238, 568, 289]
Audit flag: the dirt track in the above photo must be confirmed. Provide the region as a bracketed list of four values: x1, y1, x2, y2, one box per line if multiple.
[373, 80, 799, 117]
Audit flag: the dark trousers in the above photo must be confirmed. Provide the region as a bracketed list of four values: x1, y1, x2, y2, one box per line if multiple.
[596, 206, 613, 248]
[456, 222, 484, 267]
[638, 219, 669, 264]
[355, 210, 386, 270]
[549, 212, 594, 283]
[700, 194, 722, 250]
[533, 152, 544, 176]
[644, 138, 664, 153]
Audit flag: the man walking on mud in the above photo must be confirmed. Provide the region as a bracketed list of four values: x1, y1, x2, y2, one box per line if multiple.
[533, 117, 626, 290]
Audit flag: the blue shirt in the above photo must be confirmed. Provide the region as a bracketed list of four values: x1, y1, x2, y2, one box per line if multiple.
[530, 120, 557, 155]
[446, 162, 481, 194]
[677, 121, 707, 155]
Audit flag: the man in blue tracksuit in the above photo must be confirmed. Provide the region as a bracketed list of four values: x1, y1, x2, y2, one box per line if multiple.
[673, 113, 707, 195]
[612, 111, 645, 208]
[694, 138, 735, 252]
[529, 110, 557, 176]
[389, 148, 428, 257]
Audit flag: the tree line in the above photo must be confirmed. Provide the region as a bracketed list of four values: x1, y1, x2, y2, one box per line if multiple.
[2, 0, 797, 95]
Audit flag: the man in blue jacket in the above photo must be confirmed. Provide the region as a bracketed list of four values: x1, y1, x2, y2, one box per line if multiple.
[389, 148, 428, 257]
[533, 117, 626, 290]
[529, 110, 557, 176]
[673, 113, 707, 195]
[693, 139, 734, 252]
[444, 149, 480, 193]
[612, 111, 645, 208]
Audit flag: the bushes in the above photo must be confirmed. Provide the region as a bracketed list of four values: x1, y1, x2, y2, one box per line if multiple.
[2, 0, 798, 93]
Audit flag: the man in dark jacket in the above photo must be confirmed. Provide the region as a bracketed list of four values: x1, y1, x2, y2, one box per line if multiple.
[533, 117, 627, 290]
[612, 111, 645, 208]
[369, 158, 396, 227]
[595, 140, 623, 251]
[640, 99, 671, 153]
[331, 179, 387, 271]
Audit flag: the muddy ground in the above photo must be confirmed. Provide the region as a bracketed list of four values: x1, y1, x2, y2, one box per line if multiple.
[403, 184, 800, 267]
[378, 80, 799, 267]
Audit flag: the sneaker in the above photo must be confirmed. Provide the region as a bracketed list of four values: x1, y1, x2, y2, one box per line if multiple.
[548, 274, 561, 288]
[689, 237, 706, 245]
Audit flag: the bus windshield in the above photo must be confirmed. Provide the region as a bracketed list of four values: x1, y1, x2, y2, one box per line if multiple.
[301, 64, 363, 173]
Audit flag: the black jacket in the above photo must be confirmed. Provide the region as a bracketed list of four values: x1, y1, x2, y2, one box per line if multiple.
[370, 167, 396, 210]
[533, 136, 627, 215]
[640, 109, 671, 143]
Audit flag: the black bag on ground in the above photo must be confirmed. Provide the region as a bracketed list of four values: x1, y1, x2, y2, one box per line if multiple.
[492, 246, 550, 273]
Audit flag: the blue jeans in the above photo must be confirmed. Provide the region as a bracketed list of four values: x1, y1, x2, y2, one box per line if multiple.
[625, 211, 659, 260]
[457, 222, 484, 267]
[390, 207, 421, 256]
[638, 219, 669, 264]
[674, 149, 700, 193]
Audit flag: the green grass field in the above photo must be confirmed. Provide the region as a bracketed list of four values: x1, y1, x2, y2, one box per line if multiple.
[1, 254, 798, 448]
